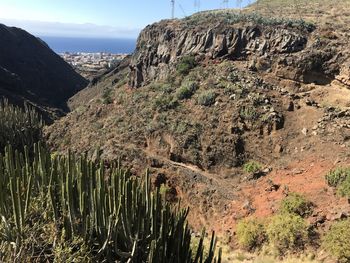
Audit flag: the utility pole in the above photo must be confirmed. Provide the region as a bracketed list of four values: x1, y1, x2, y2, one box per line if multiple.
[223, 0, 229, 9]
[171, 0, 175, 19]
[194, 0, 201, 12]
[236, 0, 242, 9]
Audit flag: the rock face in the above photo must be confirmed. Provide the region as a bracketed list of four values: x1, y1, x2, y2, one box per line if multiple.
[0, 24, 88, 116]
[129, 13, 345, 89]
[129, 17, 312, 88]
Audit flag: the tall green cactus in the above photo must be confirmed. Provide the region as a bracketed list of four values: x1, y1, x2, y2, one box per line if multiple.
[0, 99, 43, 153]
[0, 143, 221, 262]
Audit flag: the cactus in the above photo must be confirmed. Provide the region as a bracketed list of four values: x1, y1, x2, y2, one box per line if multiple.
[0, 99, 43, 153]
[0, 142, 221, 262]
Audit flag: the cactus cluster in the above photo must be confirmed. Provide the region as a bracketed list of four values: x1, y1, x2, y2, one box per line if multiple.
[0, 142, 221, 262]
[0, 99, 43, 152]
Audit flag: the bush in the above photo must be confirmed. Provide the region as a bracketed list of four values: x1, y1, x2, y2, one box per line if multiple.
[240, 106, 258, 121]
[337, 175, 350, 199]
[102, 88, 113, 104]
[326, 167, 350, 199]
[236, 218, 266, 250]
[243, 161, 262, 174]
[266, 214, 309, 252]
[153, 95, 178, 111]
[279, 193, 313, 217]
[325, 167, 350, 187]
[322, 219, 350, 263]
[149, 82, 174, 93]
[176, 81, 199, 100]
[197, 90, 217, 106]
[177, 55, 197, 76]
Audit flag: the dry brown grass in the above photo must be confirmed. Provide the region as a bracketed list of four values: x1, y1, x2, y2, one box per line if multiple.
[246, 0, 350, 30]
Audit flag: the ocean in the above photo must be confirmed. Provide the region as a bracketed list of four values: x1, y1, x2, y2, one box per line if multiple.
[39, 36, 137, 54]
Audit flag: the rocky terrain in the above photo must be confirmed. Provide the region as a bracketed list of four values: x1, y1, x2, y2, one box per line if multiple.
[0, 24, 88, 119]
[45, 1, 350, 261]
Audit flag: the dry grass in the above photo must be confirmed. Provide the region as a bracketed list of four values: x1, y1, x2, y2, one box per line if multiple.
[246, 0, 350, 30]
[220, 248, 322, 263]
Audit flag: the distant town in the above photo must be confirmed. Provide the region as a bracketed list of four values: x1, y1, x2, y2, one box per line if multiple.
[60, 52, 128, 78]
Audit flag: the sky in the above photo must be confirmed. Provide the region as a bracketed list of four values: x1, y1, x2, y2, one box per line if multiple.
[0, 0, 253, 39]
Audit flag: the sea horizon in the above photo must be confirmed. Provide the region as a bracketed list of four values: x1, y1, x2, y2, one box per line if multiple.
[39, 36, 137, 54]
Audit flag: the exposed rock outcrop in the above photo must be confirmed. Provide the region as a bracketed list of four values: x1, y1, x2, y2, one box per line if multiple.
[129, 19, 310, 88]
[129, 12, 346, 89]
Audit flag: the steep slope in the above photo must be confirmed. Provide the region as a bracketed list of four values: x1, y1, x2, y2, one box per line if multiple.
[45, 3, 350, 260]
[0, 23, 88, 117]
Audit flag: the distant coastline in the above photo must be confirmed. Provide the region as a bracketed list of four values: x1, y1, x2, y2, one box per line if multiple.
[39, 36, 136, 54]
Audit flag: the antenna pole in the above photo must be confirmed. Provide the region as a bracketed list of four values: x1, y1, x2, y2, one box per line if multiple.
[171, 0, 175, 19]
[194, 0, 201, 12]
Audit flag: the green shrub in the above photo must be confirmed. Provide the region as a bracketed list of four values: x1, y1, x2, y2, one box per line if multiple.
[197, 90, 217, 106]
[236, 218, 266, 250]
[243, 161, 262, 173]
[102, 88, 113, 104]
[325, 167, 350, 187]
[240, 106, 258, 121]
[266, 214, 309, 252]
[149, 82, 174, 93]
[279, 193, 313, 217]
[153, 95, 178, 111]
[337, 175, 350, 198]
[177, 55, 197, 76]
[228, 71, 239, 82]
[326, 167, 350, 199]
[322, 219, 350, 263]
[176, 81, 199, 100]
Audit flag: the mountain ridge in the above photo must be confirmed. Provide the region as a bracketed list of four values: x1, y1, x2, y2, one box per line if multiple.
[0, 23, 88, 119]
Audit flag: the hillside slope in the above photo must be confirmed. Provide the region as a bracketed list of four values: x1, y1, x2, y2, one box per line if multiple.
[0, 24, 88, 118]
[45, 2, 350, 261]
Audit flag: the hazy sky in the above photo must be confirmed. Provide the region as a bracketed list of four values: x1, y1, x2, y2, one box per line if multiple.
[0, 0, 252, 38]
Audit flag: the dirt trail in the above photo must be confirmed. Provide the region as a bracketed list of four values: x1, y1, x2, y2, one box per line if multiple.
[144, 129, 349, 237]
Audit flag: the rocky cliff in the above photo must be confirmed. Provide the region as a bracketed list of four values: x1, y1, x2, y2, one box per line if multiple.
[0, 24, 88, 117]
[129, 11, 343, 89]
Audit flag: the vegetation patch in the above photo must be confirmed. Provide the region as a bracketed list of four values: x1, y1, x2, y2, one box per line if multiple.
[326, 167, 350, 199]
[322, 219, 350, 263]
[243, 161, 262, 173]
[279, 193, 313, 217]
[197, 90, 217, 106]
[236, 218, 266, 250]
[184, 11, 315, 32]
[149, 82, 175, 93]
[102, 88, 114, 104]
[337, 175, 350, 198]
[0, 143, 221, 262]
[176, 80, 199, 100]
[240, 106, 258, 121]
[266, 214, 309, 252]
[177, 55, 197, 76]
[325, 167, 350, 187]
[153, 94, 178, 111]
[0, 99, 42, 152]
